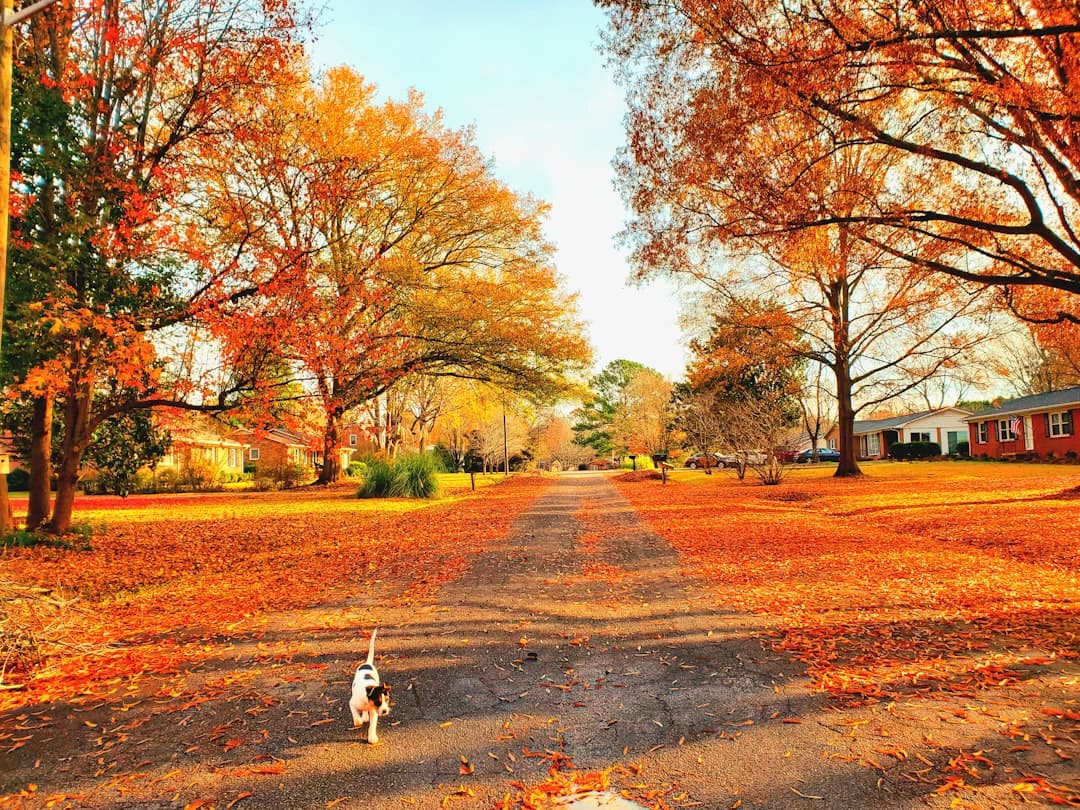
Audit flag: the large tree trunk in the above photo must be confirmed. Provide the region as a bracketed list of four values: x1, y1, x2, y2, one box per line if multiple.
[833, 358, 862, 477]
[47, 385, 92, 535]
[26, 395, 54, 530]
[831, 227, 862, 479]
[318, 415, 342, 484]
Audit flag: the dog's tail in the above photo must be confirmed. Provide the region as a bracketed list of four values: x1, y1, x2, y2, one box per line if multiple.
[365, 628, 378, 667]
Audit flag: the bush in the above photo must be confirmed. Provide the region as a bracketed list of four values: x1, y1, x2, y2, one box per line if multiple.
[357, 458, 394, 498]
[346, 461, 367, 478]
[357, 454, 440, 499]
[254, 464, 309, 491]
[889, 441, 942, 460]
[955, 441, 969, 458]
[6, 468, 29, 492]
[390, 453, 441, 499]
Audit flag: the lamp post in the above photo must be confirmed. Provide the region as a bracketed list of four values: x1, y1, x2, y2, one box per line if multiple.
[0, 0, 61, 533]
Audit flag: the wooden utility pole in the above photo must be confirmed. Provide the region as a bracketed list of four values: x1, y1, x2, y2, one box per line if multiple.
[0, 0, 62, 533]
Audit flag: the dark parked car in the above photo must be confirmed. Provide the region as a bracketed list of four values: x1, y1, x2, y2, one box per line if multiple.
[684, 452, 724, 469]
[795, 447, 841, 463]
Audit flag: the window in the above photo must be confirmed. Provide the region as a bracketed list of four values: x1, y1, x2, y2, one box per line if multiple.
[1048, 410, 1074, 437]
[865, 434, 880, 456]
[997, 419, 1016, 442]
[249, 448, 260, 461]
[910, 431, 931, 443]
[349, 433, 358, 447]
[976, 423, 988, 443]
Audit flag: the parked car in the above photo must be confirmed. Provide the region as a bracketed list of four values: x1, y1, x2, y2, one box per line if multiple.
[795, 447, 841, 463]
[684, 452, 724, 469]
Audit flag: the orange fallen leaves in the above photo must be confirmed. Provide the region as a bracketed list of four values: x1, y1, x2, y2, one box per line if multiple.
[0, 477, 552, 713]
[614, 463, 1080, 803]
[614, 466, 1080, 704]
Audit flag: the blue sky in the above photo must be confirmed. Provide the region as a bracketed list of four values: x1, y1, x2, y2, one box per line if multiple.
[305, 0, 687, 380]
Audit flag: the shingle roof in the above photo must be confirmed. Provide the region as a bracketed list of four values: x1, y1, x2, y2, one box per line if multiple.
[853, 408, 969, 435]
[964, 386, 1080, 420]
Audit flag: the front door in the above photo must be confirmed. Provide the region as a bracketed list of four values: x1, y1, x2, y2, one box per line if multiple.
[1024, 416, 1035, 451]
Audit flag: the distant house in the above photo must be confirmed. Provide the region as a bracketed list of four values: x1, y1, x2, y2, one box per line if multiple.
[159, 425, 246, 478]
[828, 408, 971, 459]
[964, 387, 1080, 459]
[236, 427, 320, 471]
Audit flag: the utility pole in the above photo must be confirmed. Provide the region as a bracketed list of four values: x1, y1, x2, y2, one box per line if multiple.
[0, 0, 62, 533]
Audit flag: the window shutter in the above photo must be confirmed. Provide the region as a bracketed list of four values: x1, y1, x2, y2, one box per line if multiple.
[1045, 413, 1051, 438]
[1066, 410, 1075, 436]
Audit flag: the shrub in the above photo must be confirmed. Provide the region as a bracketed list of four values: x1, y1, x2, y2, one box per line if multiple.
[180, 460, 221, 492]
[346, 461, 367, 478]
[390, 453, 441, 499]
[6, 468, 29, 492]
[890, 441, 941, 460]
[955, 441, 969, 458]
[357, 455, 441, 499]
[357, 458, 394, 498]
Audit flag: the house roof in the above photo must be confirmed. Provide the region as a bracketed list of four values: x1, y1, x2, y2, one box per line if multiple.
[963, 386, 1080, 421]
[853, 407, 970, 435]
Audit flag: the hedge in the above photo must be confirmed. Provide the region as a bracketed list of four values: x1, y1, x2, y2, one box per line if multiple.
[888, 441, 942, 460]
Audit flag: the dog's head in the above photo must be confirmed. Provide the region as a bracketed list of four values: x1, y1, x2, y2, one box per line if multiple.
[366, 683, 391, 716]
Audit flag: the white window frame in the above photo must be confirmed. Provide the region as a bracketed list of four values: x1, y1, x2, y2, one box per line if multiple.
[866, 434, 880, 456]
[910, 431, 931, 443]
[249, 448, 260, 461]
[349, 433, 358, 447]
[976, 423, 988, 443]
[997, 419, 1016, 442]
[1048, 410, 1074, 437]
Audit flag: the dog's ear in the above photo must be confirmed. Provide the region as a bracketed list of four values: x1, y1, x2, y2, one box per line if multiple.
[382, 683, 391, 694]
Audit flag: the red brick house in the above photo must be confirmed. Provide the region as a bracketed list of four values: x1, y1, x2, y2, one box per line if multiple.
[235, 428, 320, 471]
[964, 386, 1080, 459]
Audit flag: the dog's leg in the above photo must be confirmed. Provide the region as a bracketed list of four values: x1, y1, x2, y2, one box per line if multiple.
[349, 697, 365, 727]
[367, 710, 379, 744]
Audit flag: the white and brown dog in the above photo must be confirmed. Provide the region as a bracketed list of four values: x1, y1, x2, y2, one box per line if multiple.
[349, 629, 391, 744]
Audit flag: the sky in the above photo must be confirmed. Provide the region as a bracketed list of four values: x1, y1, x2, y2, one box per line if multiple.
[305, 0, 689, 381]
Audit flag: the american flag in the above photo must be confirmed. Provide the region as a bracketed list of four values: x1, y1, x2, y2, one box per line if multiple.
[1009, 415, 1023, 437]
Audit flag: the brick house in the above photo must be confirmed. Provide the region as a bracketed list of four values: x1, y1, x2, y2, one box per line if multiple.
[236, 428, 320, 471]
[838, 408, 972, 459]
[964, 387, 1080, 459]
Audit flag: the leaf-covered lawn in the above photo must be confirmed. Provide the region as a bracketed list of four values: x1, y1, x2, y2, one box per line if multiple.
[0, 476, 551, 715]
[613, 461, 1080, 804]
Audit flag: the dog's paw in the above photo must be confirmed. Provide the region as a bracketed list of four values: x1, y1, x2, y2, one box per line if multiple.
[368, 736, 381, 745]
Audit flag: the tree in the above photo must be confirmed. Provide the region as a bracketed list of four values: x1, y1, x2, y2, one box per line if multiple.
[6, 0, 303, 533]
[205, 66, 591, 484]
[84, 410, 171, 497]
[600, 0, 1080, 326]
[671, 384, 724, 474]
[573, 359, 669, 458]
[599, 11, 996, 475]
[534, 413, 593, 470]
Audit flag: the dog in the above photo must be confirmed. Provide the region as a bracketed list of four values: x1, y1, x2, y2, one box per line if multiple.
[349, 629, 391, 744]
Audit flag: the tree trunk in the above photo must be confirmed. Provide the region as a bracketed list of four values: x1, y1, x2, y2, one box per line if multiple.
[831, 226, 862, 478]
[26, 394, 53, 530]
[318, 415, 342, 484]
[833, 358, 863, 478]
[47, 385, 92, 535]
